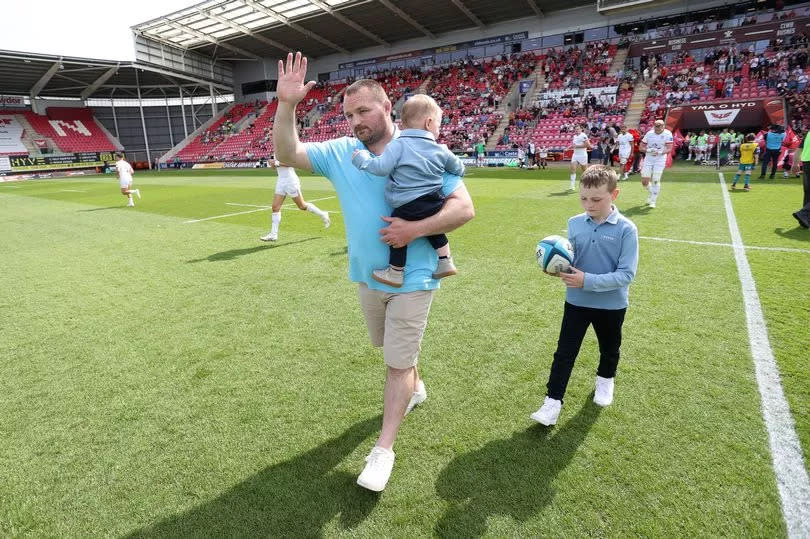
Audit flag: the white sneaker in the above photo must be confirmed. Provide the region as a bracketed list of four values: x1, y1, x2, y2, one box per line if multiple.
[593, 375, 615, 407]
[321, 212, 331, 228]
[356, 446, 395, 492]
[259, 232, 277, 242]
[135, 189, 141, 199]
[648, 200, 656, 208]
[569, 182, 576, 191]
[530, 396, 562, 426]
[127, 200, 135, 207]
[405, 380, 427, 415]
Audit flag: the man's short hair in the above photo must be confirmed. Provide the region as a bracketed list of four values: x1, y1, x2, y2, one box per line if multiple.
[401, 94, 441, 129]
[581, 165, 618, 192]
[654, 120, 665, 127]
[114, 152, 123, 159]
[344, 79, 388, 104]
[745, 133, 756, 142]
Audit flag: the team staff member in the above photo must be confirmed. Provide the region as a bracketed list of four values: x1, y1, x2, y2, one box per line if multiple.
[759, 124, 786, 179]
[795, 129, 810, 228]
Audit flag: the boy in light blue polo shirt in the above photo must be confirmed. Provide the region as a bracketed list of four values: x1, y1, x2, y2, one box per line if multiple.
[531, 165, 639, 426]
[351, 94, 465, 288]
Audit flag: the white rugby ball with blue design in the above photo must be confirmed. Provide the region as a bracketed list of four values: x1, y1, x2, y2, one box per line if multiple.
[536, 235, 574, 274]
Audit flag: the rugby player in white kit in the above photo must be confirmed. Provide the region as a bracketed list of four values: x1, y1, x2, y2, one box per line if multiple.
[260, 159, 330, 242]
[616, 125, 635, 181]
[568, 124, 592, 190]
[115, 152, 140, 207]
[639, 120, 673, 208]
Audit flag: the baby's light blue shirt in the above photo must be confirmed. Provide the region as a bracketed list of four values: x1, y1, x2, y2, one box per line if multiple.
[351, 128, 465, 208]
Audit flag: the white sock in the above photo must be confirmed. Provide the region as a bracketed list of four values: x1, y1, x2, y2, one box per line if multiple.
[651, 182, 660, 202]
[306, 203, 326, 218]
[271, 211, 281, 235]
[569, 173, 576, 187]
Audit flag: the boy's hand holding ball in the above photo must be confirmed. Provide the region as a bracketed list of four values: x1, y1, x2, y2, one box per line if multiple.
[560, 266, 585, 288]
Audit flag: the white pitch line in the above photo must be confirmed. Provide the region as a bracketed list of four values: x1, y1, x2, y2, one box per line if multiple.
[185, 207, 270, 224]
[639, 235, 810, 254]
[186, 196, 337, 224]
[719, 172, 810, 538]
[226, 203, 271, 208]
[283, 195, 336, 207]
[59, 189, 86, 193]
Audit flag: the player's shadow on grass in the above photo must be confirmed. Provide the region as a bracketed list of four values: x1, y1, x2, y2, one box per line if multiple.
[547, 191, 574, 197]
[77, 206, 126, 212]
[435, 398, 601, 538]
[330, 246, 348, 256]
[775, 226, 810, 242]
[127, 415, 382, 537]
[187, 238, 319, 263]
[620, 205, 653, 217]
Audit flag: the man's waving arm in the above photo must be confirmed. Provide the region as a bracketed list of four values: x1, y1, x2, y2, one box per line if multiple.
[273, 52, 316, 172]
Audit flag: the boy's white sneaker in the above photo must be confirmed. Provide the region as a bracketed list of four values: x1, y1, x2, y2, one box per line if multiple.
[356, 446, 395, 492]
[593, 375, 615, 407]
[321, 212, 331, 228]
[405, 380, 427, 415]
[127, 200, 135, 207]
[530, 397, 562, 426]
[259, 232, 277, 242]
[648, 200, 656, 208]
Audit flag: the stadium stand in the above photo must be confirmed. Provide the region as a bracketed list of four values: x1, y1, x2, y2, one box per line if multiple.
[298, 69, 422, 145]
[175, 101, 266, 162]
[22, 108, 117, 152]
[427, 55, 535, 150]
[147, 2, 810, 165]
[494, 44, 625, 150]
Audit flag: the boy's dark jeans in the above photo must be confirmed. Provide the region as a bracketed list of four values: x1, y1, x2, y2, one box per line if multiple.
[547, 302, 627, 402]
[389, 190, 447, 268]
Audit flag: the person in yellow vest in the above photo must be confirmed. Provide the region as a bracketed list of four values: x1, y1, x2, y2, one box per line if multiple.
[794, 130, 810, 228]
[730, 134, 759, 191]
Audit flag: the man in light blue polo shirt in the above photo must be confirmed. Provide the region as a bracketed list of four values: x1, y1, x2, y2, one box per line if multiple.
[273, 52, 474, 492]
[531, 165, 638, 427]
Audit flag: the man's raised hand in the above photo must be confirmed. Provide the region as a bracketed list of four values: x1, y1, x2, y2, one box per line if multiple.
[277, 51, 316, 106]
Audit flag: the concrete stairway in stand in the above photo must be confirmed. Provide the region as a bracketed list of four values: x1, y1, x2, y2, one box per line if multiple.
[622, 82, 649, 129]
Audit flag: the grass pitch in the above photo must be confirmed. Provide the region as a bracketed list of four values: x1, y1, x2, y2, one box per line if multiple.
[1, 164, 807, 536]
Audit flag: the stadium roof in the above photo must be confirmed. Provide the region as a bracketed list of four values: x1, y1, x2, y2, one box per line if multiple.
[0, 50, 231, 99]
[132, 0, 592, 60]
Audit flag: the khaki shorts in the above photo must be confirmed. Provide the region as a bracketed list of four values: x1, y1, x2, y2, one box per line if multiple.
[357, 282, 435, 369]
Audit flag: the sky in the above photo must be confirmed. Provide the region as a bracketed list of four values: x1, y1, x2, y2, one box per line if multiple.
[0, 0, 198, 61]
